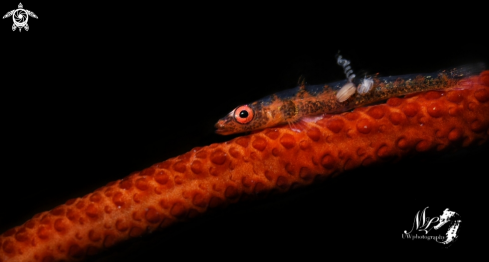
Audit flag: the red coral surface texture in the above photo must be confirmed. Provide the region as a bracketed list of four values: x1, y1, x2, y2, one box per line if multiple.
[1, 71, 489, 262]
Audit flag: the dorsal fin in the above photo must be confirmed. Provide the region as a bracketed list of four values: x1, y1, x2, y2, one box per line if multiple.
[297, 75, 307, 90]
[336, 52, 356, 82]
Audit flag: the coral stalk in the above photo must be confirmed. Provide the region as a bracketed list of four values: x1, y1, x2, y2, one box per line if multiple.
[1, 71, 488, 262]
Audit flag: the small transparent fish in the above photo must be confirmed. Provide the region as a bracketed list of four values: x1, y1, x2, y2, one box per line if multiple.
[215, 63, 484, 135]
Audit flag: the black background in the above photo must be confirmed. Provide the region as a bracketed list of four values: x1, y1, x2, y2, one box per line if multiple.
[1, 2, 487, 261]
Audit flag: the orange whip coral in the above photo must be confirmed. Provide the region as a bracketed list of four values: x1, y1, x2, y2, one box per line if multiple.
[1, 70, 488, 261]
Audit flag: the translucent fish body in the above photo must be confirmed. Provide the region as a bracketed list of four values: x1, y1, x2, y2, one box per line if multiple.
[215, 64, 484, 135]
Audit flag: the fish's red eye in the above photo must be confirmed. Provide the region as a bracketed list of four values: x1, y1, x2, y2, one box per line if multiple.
[234, 105, 254, 124]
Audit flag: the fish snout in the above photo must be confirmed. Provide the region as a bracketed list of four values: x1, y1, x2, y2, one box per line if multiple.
[215, 119, 231, 135]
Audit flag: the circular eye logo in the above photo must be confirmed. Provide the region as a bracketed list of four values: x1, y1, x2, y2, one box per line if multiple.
[2, 3, 38, 32]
